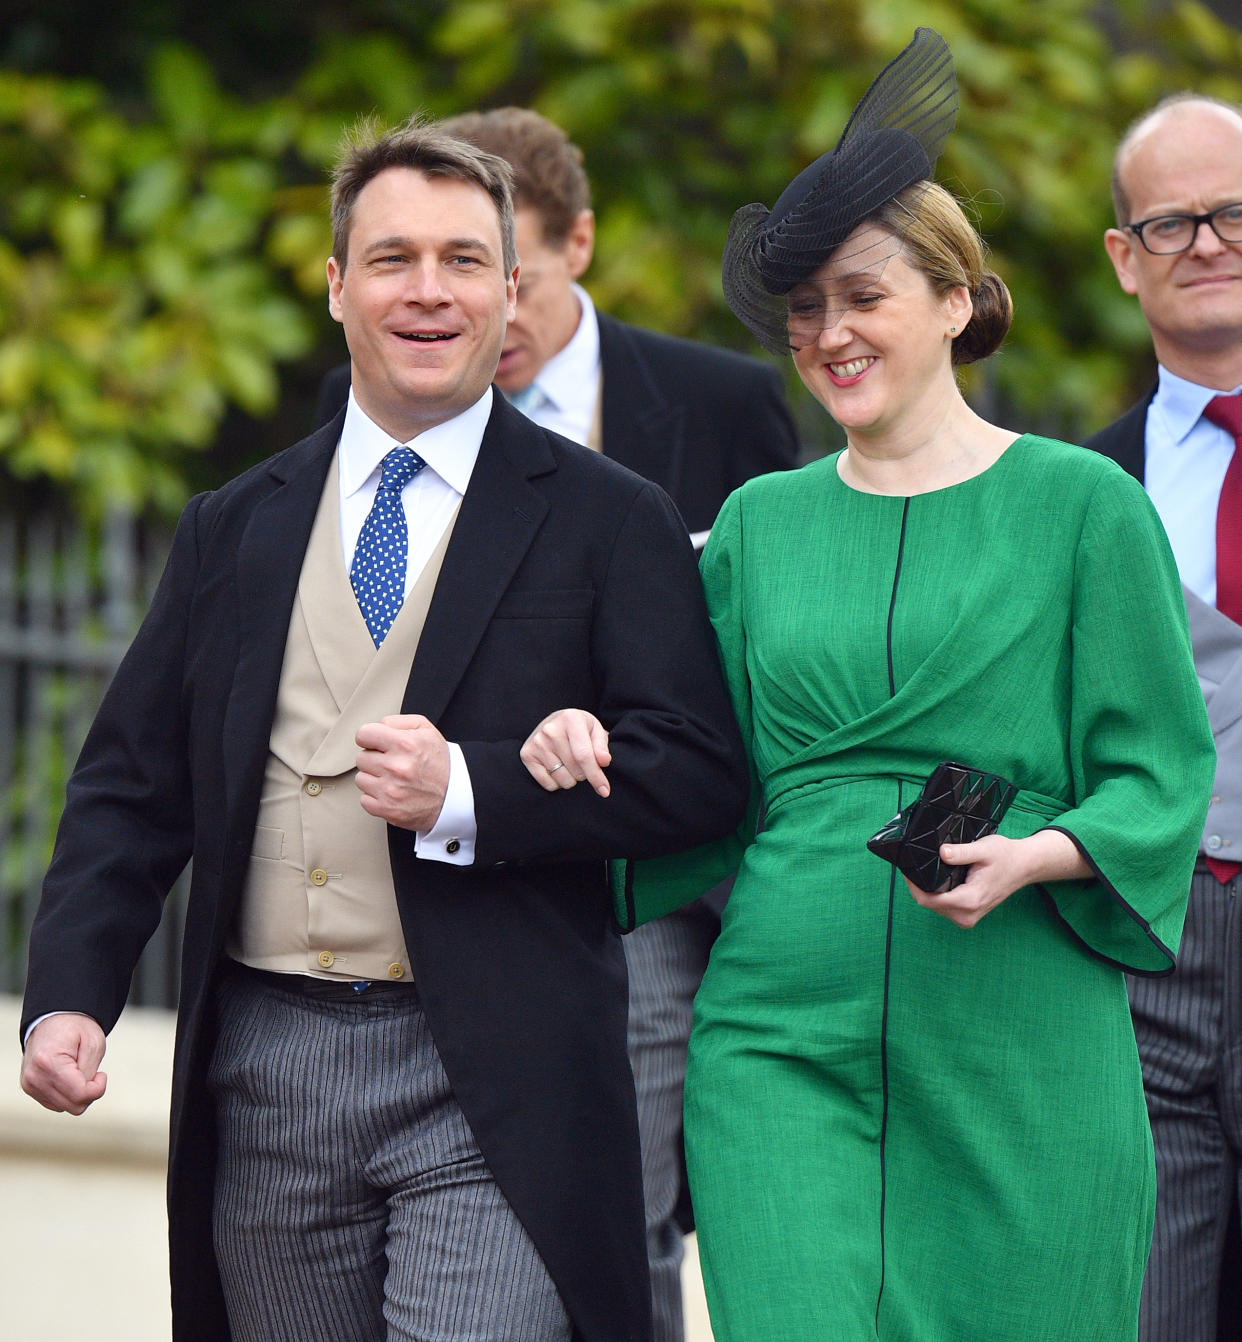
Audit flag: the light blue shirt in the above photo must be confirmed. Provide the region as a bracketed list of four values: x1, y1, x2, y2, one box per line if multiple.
[1146, 366, 1242, 606]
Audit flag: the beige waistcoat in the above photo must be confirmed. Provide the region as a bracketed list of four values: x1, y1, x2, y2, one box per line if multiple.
[228, 457, 458, 981]
[587, 384, 604, 453]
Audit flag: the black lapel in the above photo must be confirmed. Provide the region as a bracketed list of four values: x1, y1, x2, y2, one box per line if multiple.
[222, 414, 342, 823]
[400, 396, 554, 722]
[1084, 390, 1153, 484]
[596, 312, 685, 496]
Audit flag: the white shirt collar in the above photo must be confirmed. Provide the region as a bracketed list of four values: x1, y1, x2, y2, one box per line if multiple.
[524, 284, 601, 422]
[337, 386, 492, 498]
[1151, 365, 1242, 447]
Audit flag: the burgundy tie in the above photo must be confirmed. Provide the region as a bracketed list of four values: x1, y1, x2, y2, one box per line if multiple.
[1203, 395, 1242, 623]
[1199, 395, 1242, 883]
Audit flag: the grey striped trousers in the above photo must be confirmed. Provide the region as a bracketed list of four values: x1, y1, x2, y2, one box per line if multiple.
[1127, 867, 1242, 1342]
[623, 903, 718, 1342]
[207, 965, 571, 1342]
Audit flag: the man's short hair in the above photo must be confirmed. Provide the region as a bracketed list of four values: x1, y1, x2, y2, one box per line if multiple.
[330, 114, 517, 272]
[439, 108, 591, 248]
[1111, 92, 1242, 225]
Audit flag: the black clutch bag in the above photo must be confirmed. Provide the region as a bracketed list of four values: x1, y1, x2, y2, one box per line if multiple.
[866, 761, 1016, 892]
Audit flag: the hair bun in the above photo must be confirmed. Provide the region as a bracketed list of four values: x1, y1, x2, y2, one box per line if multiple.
[953, 271, 1012, 365]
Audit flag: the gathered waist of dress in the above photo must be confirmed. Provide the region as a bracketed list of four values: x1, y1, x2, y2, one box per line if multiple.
[763, 768, 1069, 831]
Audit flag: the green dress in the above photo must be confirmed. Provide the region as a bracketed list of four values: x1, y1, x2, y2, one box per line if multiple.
[621, 436, 1215, 1341]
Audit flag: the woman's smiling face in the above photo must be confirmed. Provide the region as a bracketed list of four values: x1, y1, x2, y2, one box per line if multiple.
[789, 223, 969, 439]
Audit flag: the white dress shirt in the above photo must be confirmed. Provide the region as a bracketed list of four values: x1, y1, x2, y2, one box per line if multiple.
[337, 387, 488, 589]
[509, 283, 601, 446]
[339, 388, 493, 866]
[1145, 366, 1242, 605]
[510, 288, 708, 552]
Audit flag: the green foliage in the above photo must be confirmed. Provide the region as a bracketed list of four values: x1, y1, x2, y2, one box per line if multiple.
[0, 53, 320, 513]
[2, 0, 1242, 509]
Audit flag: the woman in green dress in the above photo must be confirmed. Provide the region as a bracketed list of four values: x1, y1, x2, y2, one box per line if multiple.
[519, 29, 1215, 1342]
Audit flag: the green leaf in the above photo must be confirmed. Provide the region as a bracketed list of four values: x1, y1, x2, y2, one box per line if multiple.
[119, 158, 188, 235]
[147, 43, 222, 147]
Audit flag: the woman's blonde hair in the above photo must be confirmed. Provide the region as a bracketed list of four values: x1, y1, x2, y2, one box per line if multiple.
[876, 182, 1013, 365]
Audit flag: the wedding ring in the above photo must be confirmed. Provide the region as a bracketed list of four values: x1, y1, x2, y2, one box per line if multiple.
[548, 762, 565, 773]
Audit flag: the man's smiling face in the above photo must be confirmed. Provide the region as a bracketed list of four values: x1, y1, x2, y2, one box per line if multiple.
[327, 167, 518, 441]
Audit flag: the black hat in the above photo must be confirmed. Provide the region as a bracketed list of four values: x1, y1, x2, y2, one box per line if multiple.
[722, 27, 958, 354]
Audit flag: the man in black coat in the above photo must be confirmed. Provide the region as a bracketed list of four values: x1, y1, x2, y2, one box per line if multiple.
[20, 116, 747, 1342]
[1086, 93, 1242, 1342]
[317, 107, 798, 1342]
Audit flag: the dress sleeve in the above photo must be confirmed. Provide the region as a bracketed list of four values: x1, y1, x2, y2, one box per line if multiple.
[612, 488, 763, 929]
[1040, 467, 1215, 973]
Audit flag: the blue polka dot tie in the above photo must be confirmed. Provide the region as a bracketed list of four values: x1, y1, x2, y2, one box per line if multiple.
[350, 446, 426, 646]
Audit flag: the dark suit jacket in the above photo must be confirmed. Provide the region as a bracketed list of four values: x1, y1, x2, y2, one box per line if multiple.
[22, 396, 748, 1342]
[317, 311, 799, 535]
[1082, 392, 1151, 484]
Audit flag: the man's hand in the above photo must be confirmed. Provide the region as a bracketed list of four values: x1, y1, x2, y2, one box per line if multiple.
[355, 714, 450, 830]
[20, 1013, 107, 1115]
[520, 708, 611, 797]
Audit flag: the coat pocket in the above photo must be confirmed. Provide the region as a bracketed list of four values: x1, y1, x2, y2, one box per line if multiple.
[491, 588, 594, 619]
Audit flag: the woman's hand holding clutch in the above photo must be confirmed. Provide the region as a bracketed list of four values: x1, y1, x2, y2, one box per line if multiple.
[905, 829, 1089, 928]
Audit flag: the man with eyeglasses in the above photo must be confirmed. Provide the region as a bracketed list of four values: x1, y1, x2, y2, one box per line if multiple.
[1088, 93, 1242, 1342]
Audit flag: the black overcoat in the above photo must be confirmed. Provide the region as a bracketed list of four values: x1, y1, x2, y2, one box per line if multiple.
[1082, 391, 1151, 482]
[23, 395, 749, 1342]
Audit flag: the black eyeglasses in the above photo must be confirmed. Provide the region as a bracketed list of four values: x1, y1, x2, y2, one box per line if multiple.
[1125, 202, 1242, 255]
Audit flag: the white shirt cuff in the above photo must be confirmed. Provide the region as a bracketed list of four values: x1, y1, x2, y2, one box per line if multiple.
[24, 1010, 76, 1047]
[414, 741, 476, 864]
